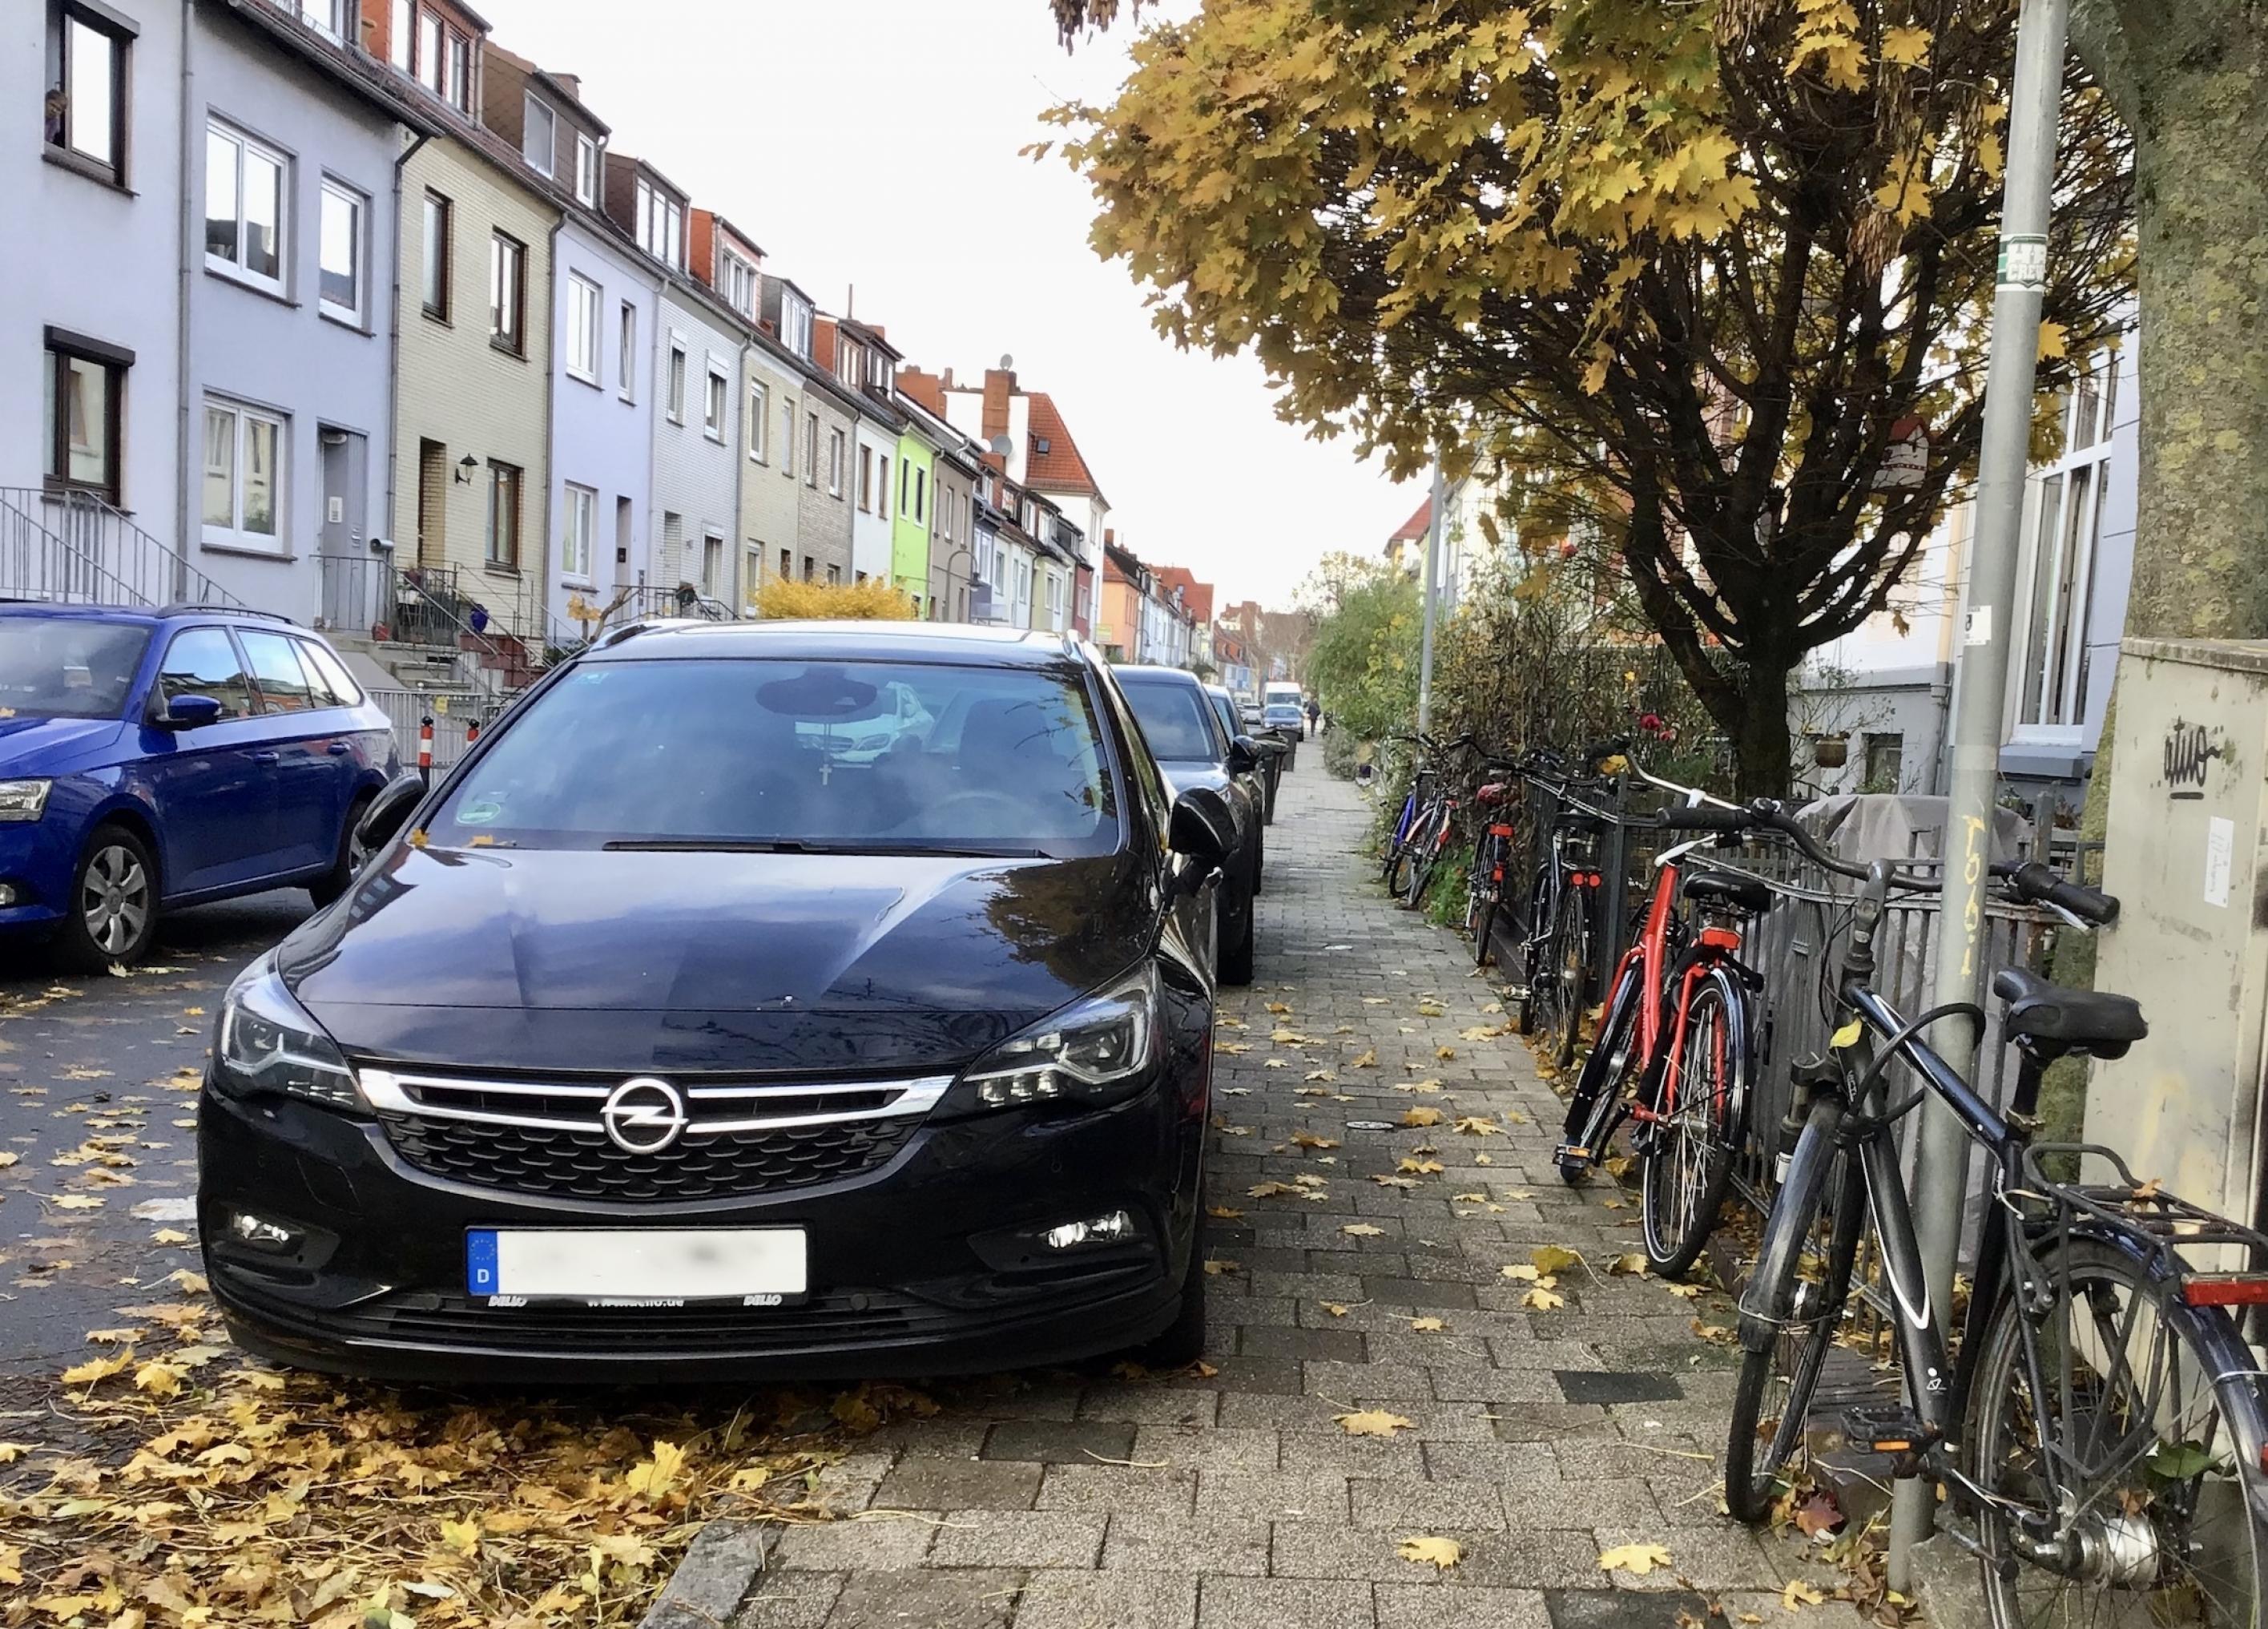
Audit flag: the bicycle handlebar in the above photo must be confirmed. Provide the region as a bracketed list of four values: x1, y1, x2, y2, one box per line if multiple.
[2005, 860, 2120, 926]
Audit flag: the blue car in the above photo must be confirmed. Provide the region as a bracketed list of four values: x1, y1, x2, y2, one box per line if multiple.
[0, 605, 399, 967]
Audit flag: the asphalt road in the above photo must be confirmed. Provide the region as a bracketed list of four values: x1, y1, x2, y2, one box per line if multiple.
[0, 888, 312, 1374]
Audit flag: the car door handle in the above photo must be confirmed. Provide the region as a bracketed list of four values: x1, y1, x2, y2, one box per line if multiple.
[327, 742, 350, 755]
[251, 751, 280, 766]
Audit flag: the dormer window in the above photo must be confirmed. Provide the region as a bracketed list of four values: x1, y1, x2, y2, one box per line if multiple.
[522, 95, 554, 176]
[721, 250, 757, 318]
[634, 177, 682, 268]
[573, 131, 598, 206]
[779, 292, 813, 360]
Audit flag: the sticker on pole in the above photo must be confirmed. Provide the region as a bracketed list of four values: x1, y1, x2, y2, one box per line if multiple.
[1964, 605, 1993, 647]
[1997, 234, 2048, 292]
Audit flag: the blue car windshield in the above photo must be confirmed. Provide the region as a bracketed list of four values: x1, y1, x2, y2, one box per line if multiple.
[0, 616, 151, 720]
[428, 657, 1121, 857]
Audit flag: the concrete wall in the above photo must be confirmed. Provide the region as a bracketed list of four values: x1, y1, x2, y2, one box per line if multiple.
[392, 135, 556, 627]
[547, 215, 657, 633]
[795, 385, 854, 583]
[188, 6, 405, 624]
[739, 342, 804, 607]
[892, 429, 934, 607]
[650, 285, 741, 598]
[1, 0, 183, 525]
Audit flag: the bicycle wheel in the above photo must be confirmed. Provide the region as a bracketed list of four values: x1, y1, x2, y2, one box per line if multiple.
[1725, 1091, 1864, 1524]
[1543, 879, 1589, 1070]
[1640, 968, 1750, 1277]
[1968, 1237, 2268, 1628]
[1558, 955, 1642, 1181]
[1513, 865, 1551, 1036]
[1400, 806, 1445, 909]
[1384, 809, 1428, 901]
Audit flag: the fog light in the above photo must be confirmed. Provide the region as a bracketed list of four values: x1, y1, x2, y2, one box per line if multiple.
[228, 1210, 295, 1251]
[1043, 1209, 1135, 1251]
[0, 883, 16, 905]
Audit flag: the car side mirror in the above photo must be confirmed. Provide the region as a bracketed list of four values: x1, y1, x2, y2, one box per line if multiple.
[160, 694, 224, 729]
[357, 772, 426, 854]
[1227, 737, 1259, 775]
[1168, 786, 1235, 865]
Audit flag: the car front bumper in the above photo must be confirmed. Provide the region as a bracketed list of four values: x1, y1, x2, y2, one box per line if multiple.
[196, 1065, 1207, 1383]
[0, 815, 78, 934]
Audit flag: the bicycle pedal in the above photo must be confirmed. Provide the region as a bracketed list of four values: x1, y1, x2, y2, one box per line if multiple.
[1839, 1406, 1940, 1474]
[1554, 1143, 1590, 1169]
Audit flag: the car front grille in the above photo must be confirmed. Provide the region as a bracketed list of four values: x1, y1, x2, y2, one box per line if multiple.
[360, 1067, 949, 1202]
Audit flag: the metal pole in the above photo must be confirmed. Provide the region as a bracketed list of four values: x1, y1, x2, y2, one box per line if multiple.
[1416, 462, 1445, 733]
[1890, 0, 2069, 1586]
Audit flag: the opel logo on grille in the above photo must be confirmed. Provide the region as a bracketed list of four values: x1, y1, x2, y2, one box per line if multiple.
[599, 1077, 688, 1155]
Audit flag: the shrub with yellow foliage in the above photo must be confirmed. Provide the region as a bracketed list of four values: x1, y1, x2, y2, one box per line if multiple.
[755, 578, 917, 622]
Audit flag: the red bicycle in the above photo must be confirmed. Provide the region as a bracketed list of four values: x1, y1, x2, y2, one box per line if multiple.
[1555, 779, 1770, 1276]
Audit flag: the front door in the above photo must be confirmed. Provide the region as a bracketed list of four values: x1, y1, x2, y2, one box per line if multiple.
[316, 428, 367, 631]
[417, 438, 446, 573]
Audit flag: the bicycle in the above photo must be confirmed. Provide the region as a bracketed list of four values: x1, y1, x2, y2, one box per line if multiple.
[1553, 776, 1772, 1277]
[1463, 768, 1521, 970]
[1674, 800, 2266, 1624]
[1381, 732, 1475, 908]
[1505, 741, 1622, 1072]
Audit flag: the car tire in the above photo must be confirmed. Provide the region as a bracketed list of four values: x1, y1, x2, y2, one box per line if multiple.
[1131, 1215, 1208, 1370]
[58, 823, 159, 970]
[1219, 876, 1256, 985]
[308, 791, 375, 909]
[1251, 825, 1265, 894]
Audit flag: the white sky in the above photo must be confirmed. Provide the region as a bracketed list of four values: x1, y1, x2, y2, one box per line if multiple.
[471, 0, 1410, 608]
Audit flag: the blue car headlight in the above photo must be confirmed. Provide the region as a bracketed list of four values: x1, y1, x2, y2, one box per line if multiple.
[944, 962, 1161, 1115]
[0, 780, 52, 822]
[212, 954, 363, 1111]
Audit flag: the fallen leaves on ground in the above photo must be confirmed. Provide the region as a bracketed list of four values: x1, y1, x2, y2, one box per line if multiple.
[1334, 1409, 1415, 1438]
[1270, 1029, 1309, 1045]
[1605, 1252, 1650, 1276]
[1320, 1302, 1351, 1317]
[1202, 1258, 1240, 1276]
[1349, 1049, 1378, 1069]
[1400, 1107, 1444, 1127]
[1340, 1223, 1385, 1237]
[1398, 1534, 1462, 1570]
[1784, 1579, 1827, 1609]
[1435, 1046, 1457, 1060]
[1453, 1116, 1501, 1137]
[1396, 1157, 1444, 1175]
[1531, 1244, 1584, 1276]
[1409, 1317, 1446, 1333]
[1263, 1001, 1292, 1015]
[1205, 1205, 1244, 1220]
[1289, 1131, 1339, 1151]
[1597, 1541, 1674, 1575]
[1523, 1286, 1566, 1310]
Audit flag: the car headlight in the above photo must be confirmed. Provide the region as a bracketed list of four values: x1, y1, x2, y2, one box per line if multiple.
[212, 954, 363, 1111]
[946, 962, 1161, 1115]
[0, 780, 52, 822]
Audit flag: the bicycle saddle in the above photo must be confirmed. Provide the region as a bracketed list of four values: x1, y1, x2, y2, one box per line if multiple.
[1684, 872, 1774, 914]
[1990, 967, 2148, 1058]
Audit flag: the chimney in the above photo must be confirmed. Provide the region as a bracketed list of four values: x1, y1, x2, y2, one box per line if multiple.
[1103, 528, 1115, 547]
[981, 363, 1017, 442]
[941, 368, 956, 391]
[552, 71, 582, 99]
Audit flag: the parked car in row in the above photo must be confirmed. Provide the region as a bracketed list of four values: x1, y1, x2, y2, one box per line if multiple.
[1115, 664, 1266, 984]
[1206, 682, 1278, 827]
[1262, 681, 1306, 768]
[199, 621, 1237, 1381]
[0, 604, 397, 968]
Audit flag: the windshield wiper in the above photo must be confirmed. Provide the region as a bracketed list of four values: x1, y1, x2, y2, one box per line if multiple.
[602, 838, 1051, 859]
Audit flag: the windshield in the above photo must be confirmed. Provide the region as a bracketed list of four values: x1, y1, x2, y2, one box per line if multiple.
[0, 616, 150, 720]
[1264, 704, 1303, 723]
[1207, 693, 1240, 741]
[1121, 678, 1221, 763]
[427, 657, 1119, 856]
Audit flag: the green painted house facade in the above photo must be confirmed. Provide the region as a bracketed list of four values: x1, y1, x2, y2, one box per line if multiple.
[892, 428, 937, 610]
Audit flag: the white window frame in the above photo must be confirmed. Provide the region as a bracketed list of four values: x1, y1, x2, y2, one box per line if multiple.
[828, 429, 844, 497]
[200, 397, 287, 554]
[747, 379, 768, 462]
[565, 272, 602, 385]
[204, 119, 289, 296]
[783, 398, 796, 478]
[782, 293, 812, 358]
[522, 94, 556, 176]
[574, 131, 599, 207]
[389, 0, 411, 70]
[443, 28, 469, 113]
[805, 412, 819, 488]
[618, 301, 637, 402]
[666, 341, 687, 424]
[562, 482, 596, 584]
[316, 177, 365, 326]
[722, 252, 757, 318]
[2011, 349, 2122, 741]
[703, 362, 728, 442]
[485, 459, 522, 568]
[701, 528, 724, 595]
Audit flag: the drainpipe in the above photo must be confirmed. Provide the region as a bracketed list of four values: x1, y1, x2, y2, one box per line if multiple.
[172, 0, 196, 599]
[541, 212, 564, 638]
[384, 127, 433, 565]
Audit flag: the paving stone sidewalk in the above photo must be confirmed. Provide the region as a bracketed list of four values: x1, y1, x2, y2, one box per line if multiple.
[723, 766, 1880, 1629]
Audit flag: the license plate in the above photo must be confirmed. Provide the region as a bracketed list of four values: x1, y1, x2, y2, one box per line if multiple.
[465, 1228, 808, 1304]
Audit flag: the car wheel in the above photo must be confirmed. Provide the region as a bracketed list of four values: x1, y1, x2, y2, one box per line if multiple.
[308, 792, 376, 909]
[1251, 825, 1265, 895]
[59, 824, 159, 970]
[1219, 877, 1256, 986]
[1130, 1214, 1208, 1369]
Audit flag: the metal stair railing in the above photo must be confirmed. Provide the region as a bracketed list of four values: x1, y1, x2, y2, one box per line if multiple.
[0, 491, 155, 607]
[0, 487, 248, 610]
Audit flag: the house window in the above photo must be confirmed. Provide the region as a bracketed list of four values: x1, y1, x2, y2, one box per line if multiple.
[828, 429, 844, 497]
[704, 365, 727, 441]
[898, 457, 908, 515]
[2016, 349, 2121, 732]
[858, 446, 872, 512]
[702, 531, 723, 595]
[634, 178, 682, 267]
[779, 547, 791, 581]
[421, 189, 451, 319]
[46, 2, 131, 185]
[485, 460, 522, 567]
[317, 179, 365, 325]
[489, 231, 526, 354]
[747, 381, 767, 462]
[722, 252, 757, 318]
[522, 95, 555, 175]
[562, 482, 595, 582]
[444, 30, 469, 113]
[914, 467, 927, 524]
[666, 342, 687, 423]
[618, 301, 636, 400]
[805, 413, 818, 488]
[876, 454, 888, 521]
[781, 294, 812, 358]
[389, 0, 410, 69]
[205, 121, 288, 294]
[416, 6, 441, 94]
[43, 329, 126, 502]
[574, 131, 598, 206]
[827, 564, 841, 586]
[801, 554, 814, 582]
[1861, 732, 1903, 794]
[565, 273, 601, 383]
[201, 398, 284, 552]
[782, 399, 796, 478]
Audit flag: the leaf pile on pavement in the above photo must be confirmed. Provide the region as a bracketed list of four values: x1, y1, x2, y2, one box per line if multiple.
[5, 1302, 931, 1628]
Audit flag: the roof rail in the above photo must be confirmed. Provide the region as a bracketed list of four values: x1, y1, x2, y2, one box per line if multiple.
[592, 619, 656, 649]
[159, 603, 296, 623]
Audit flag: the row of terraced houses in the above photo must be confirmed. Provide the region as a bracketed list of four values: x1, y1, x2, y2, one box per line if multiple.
[8, 0, 1253, 707]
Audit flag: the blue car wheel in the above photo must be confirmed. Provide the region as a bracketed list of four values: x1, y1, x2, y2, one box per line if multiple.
[61, 823, 159, 970]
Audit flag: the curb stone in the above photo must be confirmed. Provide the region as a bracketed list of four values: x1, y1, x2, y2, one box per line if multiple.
[639, 1520, 775, 1628]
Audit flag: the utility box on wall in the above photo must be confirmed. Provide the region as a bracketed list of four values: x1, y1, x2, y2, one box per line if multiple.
[2092, 638, 2268, 1234]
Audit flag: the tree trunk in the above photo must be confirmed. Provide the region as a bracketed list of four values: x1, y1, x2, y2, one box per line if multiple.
[1697, 661, 1795, 800]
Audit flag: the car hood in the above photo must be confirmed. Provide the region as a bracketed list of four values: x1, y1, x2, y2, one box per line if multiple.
[0, 716, 129, 775]
[280, 845, 1152, 1075]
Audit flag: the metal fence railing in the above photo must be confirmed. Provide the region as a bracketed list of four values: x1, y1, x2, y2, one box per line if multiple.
[366, 685, 505, 775]
[0, 487, 248, 611]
